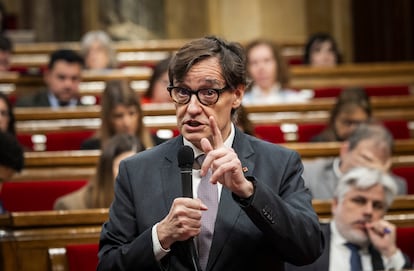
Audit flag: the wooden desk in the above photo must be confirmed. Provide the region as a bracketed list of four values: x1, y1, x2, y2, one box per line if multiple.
[1, 196, 413, 271]
[12, 143, 414, 182]
[13, 96, 414, 122]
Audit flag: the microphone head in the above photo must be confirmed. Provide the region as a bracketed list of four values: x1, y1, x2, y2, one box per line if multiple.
[178, 145, 194, 169]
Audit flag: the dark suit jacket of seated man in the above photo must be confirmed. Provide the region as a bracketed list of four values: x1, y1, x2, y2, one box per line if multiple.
[286, 167, 411, 271]
[15, 49, 84, 108]
[97, 36, 324, 271]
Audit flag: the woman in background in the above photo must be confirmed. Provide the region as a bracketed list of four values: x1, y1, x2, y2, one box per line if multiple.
[141, 56, 172, 104]
[243, 39, 309, 104]
[54, 134, 143, 210]
[0, 92, 16, 135]
[311, 88, 372, 142]
[81, 30, 117, 70]
[81, 80, 154, 150]
[303, 32, 341, 67]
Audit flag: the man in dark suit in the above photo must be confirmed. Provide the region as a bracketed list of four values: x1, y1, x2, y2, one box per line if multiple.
[97, 36, 324, 271]
[15, 49, 84, 108]
[286, 167, 411, 271]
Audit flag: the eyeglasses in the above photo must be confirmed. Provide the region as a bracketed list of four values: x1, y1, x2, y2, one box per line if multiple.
[167, 85, 230, 106]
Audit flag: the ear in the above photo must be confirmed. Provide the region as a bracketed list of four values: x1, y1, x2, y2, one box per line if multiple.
[232, 84, 245, 109]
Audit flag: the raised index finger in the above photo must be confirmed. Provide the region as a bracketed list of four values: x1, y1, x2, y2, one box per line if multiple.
[209, 115, 224, 149]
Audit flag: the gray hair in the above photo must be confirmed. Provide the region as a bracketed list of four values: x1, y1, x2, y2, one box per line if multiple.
[334, 167, 397, 209]
[348, 123, 393, 154]
[80, 30, 117, 68]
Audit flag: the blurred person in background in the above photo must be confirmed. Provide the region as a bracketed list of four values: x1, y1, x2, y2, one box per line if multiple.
[0, 34, 12, 72]
[81, 80, 154, 150]
[286, 167, 411, 271]
[54, 134, 143, 210]
[81, 30, 117, 70]
[141, 56, 172, 104]
[303, 123, 407, 199]
[0, 131, 24, 213]
[15, 49, 84, 108]
[304, 33, 341, 67]
[0, 92, 16, 135]
[243, 39, 309, 104]
[311, 88, 372, 142]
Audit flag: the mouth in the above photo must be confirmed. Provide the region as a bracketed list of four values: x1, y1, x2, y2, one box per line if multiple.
[353, 220, 370, 231]
[184, 120, 204, 127]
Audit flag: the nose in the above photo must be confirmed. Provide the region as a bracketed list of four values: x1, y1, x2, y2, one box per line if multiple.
[186, 94, 202, 115]
[362, 202, 374, 218]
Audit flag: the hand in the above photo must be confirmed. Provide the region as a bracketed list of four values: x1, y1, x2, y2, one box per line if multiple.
[199, 116, 254, 198]
[366, 220, 398, 258]
[157, 198, 207, 249]
[341, 149, 391, 173]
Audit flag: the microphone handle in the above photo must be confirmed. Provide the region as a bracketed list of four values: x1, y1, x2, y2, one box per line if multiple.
[180, 169, 201, 271]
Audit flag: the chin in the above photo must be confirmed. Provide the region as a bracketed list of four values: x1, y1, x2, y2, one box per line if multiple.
[344, 229, 369, 246]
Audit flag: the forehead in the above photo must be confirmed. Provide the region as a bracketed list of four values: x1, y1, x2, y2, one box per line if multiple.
[50, 60, 82, 73]
[179, 57, 225, 86]
[353, 139, 389, 159]
[311, 40, 333, 50]
[344, 183, 385, 202]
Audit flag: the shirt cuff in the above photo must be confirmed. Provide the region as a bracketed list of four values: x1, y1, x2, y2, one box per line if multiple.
[382, 249, 405, 270]
[152, 223, 170, 261]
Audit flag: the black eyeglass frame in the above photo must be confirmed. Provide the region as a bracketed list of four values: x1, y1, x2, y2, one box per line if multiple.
[167, 85, 230, 106]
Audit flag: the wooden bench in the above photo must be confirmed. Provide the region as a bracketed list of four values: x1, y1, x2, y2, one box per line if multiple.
[1, 196, 413, 271]
[3, 61, 414, 102]
[11, 142, 414, 182]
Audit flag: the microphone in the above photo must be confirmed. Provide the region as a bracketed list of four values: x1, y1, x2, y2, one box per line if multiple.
[178, 145, 194, 198]
[177, 145, 201, 271]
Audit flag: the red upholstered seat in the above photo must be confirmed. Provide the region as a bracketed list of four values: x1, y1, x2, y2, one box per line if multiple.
[382, 120, 410, 140]
[1, 180, 88, 212]
[392, 166, 414, 194]
[364, 85, 410, 96]
[17, 130, 95, 151]
[66, 243, 99, 271]
[297, 123, 326, 142]
[311, 87, 343, 98]
[254, 125, 285, 143]
[396, 227, 414, 263]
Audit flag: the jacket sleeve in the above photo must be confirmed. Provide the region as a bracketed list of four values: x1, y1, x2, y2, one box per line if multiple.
[97, 160, 161, 271]
[235, 150, 324, 266]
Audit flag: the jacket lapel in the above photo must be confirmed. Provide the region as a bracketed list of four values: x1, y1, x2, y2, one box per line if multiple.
[160, 137, 184, 216]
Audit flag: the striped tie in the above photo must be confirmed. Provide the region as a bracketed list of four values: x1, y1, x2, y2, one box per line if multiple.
[196, 154, 218, 270]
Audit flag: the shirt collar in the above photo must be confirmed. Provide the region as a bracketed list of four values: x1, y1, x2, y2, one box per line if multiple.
[331, 221, 369, 252]
[183, 123, 235, 158]
[48, 92, 78, 108]
[333, 157, 343, 179]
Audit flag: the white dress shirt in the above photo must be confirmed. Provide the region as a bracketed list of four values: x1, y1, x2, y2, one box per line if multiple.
[329, 221, 405, 271]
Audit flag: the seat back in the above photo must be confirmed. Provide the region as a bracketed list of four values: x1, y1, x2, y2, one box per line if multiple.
[17, 130, 95, 151]
[297, 123, 326, 142]
[382, 120, 411, 140]
[1, 180, 88, 212]
[396, 227, 414, 263]
[254, 124, 285, 143]
[392, 166, 414, 194]
[66, 243, 99, 271]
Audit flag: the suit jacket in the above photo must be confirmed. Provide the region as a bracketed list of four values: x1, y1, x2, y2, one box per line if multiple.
[97, 128, 324, 271]
[15, 89, 82, 107]
[285, 223, 411, 271]
[303, 158, 407, 199]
